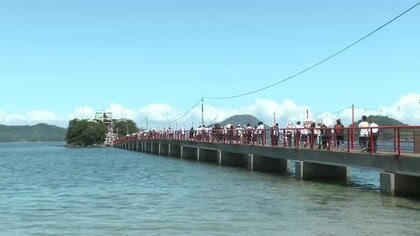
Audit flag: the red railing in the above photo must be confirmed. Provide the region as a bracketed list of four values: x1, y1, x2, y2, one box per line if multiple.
[114, 125, 420, 157]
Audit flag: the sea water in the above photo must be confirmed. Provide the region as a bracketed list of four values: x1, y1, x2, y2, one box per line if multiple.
[0, 142, 419, 235]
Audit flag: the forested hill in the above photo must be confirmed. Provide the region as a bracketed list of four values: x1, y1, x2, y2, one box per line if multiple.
[355, 115, 407, 126]
[0, 123, 66, 142]
[212, 114, 267, 127]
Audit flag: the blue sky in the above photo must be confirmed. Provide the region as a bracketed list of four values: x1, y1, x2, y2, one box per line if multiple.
[1, 0, 419, 128]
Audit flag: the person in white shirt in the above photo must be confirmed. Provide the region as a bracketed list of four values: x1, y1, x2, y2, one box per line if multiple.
[257, 121, 265, 144]
[369, 119, 379, 153]
[285, 122, 294, 147]
[358, 115, 369, 152]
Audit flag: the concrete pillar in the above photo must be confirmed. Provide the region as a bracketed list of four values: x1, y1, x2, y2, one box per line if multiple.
[217, 150, 222, 166]
[152, 143, 159, 155]
[220, 151, 247, 167]
[145, 142, 151, 153]
[182, 146, 198, 161]
[170, 145, 181, 158]
[160, 143, 169, 157]
[168, 144, 171, 157]
[382, 173, 420, 196]
[198, 148, 218, 163]
[380, 172, 395, 195]
[295, 161, 304, 180]
[253, 155, 289, 174]
[248, 154, 254, 171]
[295, 161, 348, 181]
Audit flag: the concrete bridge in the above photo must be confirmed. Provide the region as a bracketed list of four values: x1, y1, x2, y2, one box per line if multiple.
[114, 137, 420, 197]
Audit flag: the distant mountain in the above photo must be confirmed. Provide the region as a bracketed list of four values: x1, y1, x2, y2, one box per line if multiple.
[210, 114, 268, 128]
[349, 115, 407, 140]
[0, 123, 66, 142]
[351, 115, 407, 127]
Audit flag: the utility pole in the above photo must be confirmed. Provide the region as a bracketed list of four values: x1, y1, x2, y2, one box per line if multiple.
[126, 121, 129, 136]
[351, 104, 355, 149]
[201, 97, 204, 127]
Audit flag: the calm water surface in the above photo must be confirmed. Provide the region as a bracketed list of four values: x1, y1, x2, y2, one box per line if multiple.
[0, 142, 419, 235]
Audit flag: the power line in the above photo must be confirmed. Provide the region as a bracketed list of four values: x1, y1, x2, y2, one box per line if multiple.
[167, 98, 203, 126]
[204, 2, 420, 100]
[143, 3, 419, 127]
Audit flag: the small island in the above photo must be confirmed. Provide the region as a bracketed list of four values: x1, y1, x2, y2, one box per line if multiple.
[65, 116, 139, 147]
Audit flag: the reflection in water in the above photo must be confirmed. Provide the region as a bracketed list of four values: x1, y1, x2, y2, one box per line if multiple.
[381, 195, 420, 211]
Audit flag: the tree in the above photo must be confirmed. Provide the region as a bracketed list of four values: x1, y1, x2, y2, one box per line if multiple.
[114, 119, 139, 138]
[66, 119, 107, 147]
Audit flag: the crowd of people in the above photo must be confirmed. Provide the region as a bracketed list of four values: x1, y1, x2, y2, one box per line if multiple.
[133, 115, 380, 152]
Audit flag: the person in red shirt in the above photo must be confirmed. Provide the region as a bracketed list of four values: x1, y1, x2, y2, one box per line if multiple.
[334, 119, 345, 150]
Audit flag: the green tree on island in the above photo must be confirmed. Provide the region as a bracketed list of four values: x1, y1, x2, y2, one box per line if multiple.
[113, 119, 139, 138]
[66, 118, 140, 146]
[66, 119, 107, 147]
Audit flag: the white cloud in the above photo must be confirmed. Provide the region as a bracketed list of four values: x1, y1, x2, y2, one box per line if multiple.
[69, 106, 96, 120]
[108, 103, 137, 120]
[380, 92, 420, 124]
[138, 103, 179, 122]
[0, 110, 65, 126]
[0, 111, 26, 124]
[1, 93, 419, 128]
[26, 110, 61, 121]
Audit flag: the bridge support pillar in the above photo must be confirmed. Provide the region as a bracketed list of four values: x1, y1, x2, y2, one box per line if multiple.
[220, 151, 247, 167]
[217, 150, 222, 165]
[253, 155, 289, 174]
[145, 142, 149, 153]
[380, 172, 420, 196]
[198, 148, 218, 163]
[295, 161, 348, 181]
[152, 143, 159, 155]
[248, 154, 254, 171]
[182, 146, 198, 161]
[165, 144, 170, 156]
[170, 145, 181, 158]
[159, 143, 169, 157]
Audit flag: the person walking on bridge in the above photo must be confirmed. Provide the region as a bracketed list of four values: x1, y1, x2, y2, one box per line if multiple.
[368, 119, 379, 153]
[359, 115, 369, 152]
[270, 123, 279, 146]
[334, 119, 345, 150]
[285, 122, 294, 147]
